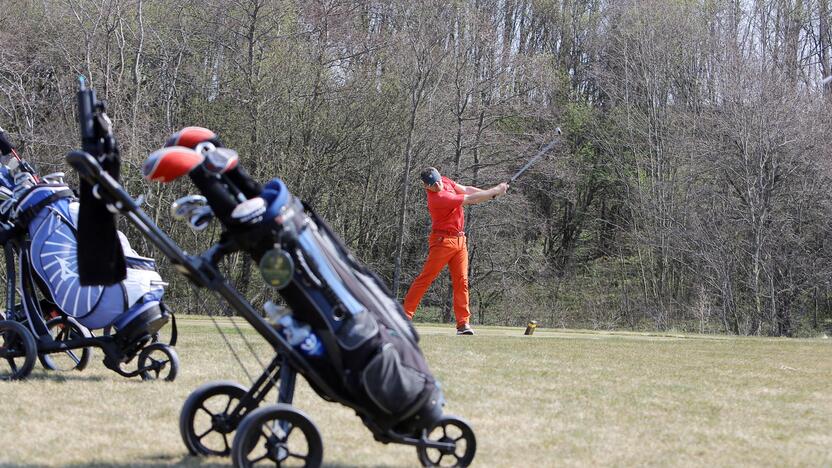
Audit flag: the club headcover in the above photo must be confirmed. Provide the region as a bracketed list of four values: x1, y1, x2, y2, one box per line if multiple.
[143, 146, 205, 183]
[164, 126, 222, 150]
[163, 126, 262, 198]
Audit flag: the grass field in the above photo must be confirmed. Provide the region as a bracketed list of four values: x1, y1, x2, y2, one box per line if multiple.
[0, 317, 830, 467]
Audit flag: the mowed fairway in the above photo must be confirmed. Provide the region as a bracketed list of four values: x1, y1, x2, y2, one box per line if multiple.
[0, 317, 830, 467]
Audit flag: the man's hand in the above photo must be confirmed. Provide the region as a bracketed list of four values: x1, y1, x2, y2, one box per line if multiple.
[489, 182, 509, 199]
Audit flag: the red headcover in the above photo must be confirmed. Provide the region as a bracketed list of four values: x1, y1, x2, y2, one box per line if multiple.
[143, 147, 205, 183]
[165, 126, 220, 149]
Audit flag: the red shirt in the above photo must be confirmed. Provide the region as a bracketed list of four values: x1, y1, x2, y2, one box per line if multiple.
[426, 176, 465, 233]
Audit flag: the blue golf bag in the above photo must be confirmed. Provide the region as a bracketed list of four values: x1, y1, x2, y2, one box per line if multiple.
[0, 158, 178, 380]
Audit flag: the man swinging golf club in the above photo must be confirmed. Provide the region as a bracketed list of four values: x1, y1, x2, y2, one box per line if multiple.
[403, 167, 508, 335]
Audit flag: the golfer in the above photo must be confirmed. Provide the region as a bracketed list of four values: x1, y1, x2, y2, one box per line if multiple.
[403, 167, 508, 335]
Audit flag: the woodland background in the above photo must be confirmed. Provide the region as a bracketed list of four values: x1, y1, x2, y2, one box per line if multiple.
[3, 0, 832, 336]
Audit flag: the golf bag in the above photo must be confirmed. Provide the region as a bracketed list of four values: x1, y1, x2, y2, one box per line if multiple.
[146, 139, 444, 433]
[0, 160, 174, 365]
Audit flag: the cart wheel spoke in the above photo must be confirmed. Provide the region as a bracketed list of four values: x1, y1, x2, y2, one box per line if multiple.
[224, 395, 236, 413]
[198, 404, 216, 418]
[196, 425, 216, 440]
[251, 454, 269, 464]
[260, 428, 272, 443]
[65, 350, 81, 365]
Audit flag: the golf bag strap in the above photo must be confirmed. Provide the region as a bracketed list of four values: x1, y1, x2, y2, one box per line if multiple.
[168, 311, 178, 347]
[16, 189, 75, 226]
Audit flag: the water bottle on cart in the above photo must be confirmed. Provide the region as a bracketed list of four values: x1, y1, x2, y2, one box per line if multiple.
[264, 301, 324, 358]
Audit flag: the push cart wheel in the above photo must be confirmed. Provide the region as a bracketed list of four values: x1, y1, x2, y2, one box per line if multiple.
[137, 343, 179, 381]
[0, 320, 37, 381]
[231, 404, 323, 468]
[180, 380, 250, 456]
[416, 416, 477, 467]
[39, 316, 92, 372]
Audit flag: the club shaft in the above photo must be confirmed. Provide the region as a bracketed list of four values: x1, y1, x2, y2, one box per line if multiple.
[509, 138, 560, 183]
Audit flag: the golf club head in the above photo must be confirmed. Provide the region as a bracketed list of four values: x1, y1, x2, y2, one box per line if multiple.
[202, 147, 239, 174]
[0, 197, 14, 214]
[0, 186, 13, 202]
[42, 172, 66, 184]
[188, 205, 214, 231]
[12, 171, 36, 197]
[171, 194, 208, 220]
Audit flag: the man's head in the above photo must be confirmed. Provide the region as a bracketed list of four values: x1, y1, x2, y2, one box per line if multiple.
[420, 167, 442, 192]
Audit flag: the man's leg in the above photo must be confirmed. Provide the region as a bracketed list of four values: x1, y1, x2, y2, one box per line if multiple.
[447, 236, 470, 329]
[403, 236, 453, 319]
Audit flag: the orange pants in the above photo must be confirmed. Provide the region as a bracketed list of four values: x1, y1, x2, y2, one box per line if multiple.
[403, 234, 469, 327]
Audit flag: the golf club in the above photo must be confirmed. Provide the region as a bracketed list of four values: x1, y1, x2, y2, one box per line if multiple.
[171, 194, 209, 220]
[508, 127, 563, 185]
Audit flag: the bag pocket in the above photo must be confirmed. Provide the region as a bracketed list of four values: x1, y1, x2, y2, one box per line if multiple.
[361, 343, 426, 416]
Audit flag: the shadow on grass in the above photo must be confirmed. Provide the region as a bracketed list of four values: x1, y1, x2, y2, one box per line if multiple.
[4, 455, 395, 467]
[4, 456, 228, 467]
[24, 372, 105, 383]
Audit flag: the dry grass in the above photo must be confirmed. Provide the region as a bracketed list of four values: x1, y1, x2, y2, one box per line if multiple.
[0, 317, 830, 467]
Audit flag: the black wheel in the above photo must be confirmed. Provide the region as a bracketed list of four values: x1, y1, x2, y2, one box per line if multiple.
[180, 380, 250, 456]
[416, 416, 477, 467]
[137, 343, 179, 381]
[0, 320, 37, 381]
[231, 404, 323, 468]
[39, 316, 92, 372]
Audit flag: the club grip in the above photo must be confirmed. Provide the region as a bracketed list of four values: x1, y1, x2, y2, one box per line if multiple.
[0, 129, 14, 156]
[225, 165, 263, 199]
[77, 90, 96, 147]
[188, 165, 240, 224]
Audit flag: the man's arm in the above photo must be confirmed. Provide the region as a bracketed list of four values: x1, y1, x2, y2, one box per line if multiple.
[462, 183, 508, 206]
[452, 183, 484, 195]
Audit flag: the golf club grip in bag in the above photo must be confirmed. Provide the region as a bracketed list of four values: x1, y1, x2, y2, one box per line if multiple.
[188, 166, 240, 224]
